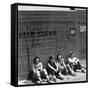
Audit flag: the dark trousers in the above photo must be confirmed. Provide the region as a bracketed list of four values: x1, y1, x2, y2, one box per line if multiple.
[47, 67, 60, 77]
[70, 61, 82, 72]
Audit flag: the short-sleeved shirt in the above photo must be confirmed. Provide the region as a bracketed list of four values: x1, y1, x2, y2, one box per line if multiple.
[48, 61, 57, 69]
[32, 62, 42, 71]
[68, 57, 79, 63]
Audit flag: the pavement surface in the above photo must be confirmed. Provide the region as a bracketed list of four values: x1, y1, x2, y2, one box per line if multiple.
[18, 59, 87, 85]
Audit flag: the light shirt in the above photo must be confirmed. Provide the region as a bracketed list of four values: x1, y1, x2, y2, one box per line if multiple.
[32, 62, 43, 72]
[68, 57, 79, 63]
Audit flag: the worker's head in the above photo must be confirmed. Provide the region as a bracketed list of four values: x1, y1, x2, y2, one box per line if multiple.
[57, 54, 62, 61]
[49, 55, 55, 63]
[69, 51, 75, 58]
[33, 57, 40, 64]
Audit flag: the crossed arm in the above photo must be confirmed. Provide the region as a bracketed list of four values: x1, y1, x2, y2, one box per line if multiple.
[48, 63, 58, 72]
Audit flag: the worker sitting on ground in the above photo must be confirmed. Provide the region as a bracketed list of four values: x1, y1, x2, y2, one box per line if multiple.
[56, 54, 76, 76]
[68, 51, 86, 73]
[47, 56, 64, 82]
[32, 57, 51, 84]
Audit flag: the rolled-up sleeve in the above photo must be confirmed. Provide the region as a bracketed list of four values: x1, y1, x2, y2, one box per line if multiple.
[68, 58, 75, 63]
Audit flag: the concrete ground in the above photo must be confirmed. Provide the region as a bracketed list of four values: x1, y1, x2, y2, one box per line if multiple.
[18, 59, 87, 85]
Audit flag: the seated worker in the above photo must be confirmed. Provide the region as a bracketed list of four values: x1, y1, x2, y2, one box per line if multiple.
[56, 54, 68, 75]
[68, 51, 86, 73]
[32, 57, 50, 84]
[56, 54, 76, 76]
[47, 56, 64, 82]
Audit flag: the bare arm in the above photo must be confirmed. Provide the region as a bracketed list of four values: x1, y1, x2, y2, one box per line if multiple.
[55, 62, 59, 71]
[48, 63, 57, 72]
[39, 62, 43, 70]
[32, 64, 36, 73]
[62, 58, 66, 66]
[68, 58, 75, 63]
[62, 59, 67, 68]
[74, 57, 79, 63]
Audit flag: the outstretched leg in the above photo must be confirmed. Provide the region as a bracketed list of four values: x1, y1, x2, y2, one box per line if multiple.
[77, 61, 86, 73]
[42, 69, 51, 83]
[56, 69, 64, 80]
[66, 64, 76, 76]
[35, 71, 43, 84]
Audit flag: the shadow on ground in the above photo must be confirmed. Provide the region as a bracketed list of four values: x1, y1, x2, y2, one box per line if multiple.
[18, 59, 87, 85]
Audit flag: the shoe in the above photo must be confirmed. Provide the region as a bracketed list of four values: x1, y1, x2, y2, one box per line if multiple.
[37, 80, 43, 84]
[53, 78, 57, 82]
[40, 81, 43, 84]
[81, 69, 85, 73]
[47, 80, 52, 83]
[58, 76, 64, 80]
[71, 70, 76, 76]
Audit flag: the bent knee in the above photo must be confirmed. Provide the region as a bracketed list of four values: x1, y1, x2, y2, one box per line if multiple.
[42, 69, 48, 74]
[66, 64, 70, 68]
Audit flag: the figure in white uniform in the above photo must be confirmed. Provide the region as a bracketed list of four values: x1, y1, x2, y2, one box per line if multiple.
[32, 57, 50, 84]
[68, 51, 86, 73]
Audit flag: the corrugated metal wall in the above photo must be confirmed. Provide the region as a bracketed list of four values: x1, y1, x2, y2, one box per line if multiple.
[18, 10, 86, 79]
